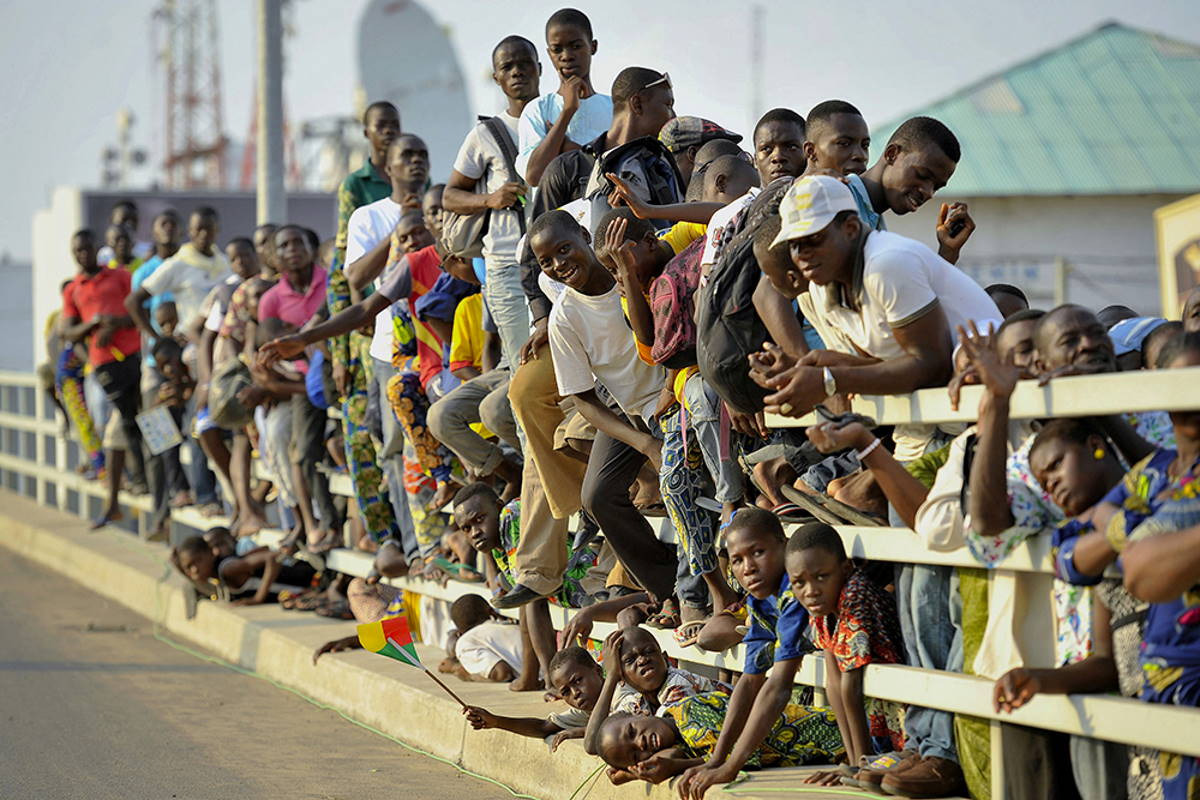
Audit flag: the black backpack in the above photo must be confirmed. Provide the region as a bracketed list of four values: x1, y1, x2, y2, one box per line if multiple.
[695, 178, 793, 414]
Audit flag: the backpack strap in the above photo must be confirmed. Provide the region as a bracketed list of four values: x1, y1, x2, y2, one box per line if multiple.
[481, 116, 526, 235]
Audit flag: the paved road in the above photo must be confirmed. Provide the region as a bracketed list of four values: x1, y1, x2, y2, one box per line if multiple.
[0, 552, 522, 800]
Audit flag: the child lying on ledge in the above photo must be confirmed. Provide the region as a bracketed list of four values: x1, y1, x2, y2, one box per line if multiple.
[171, 526, 316, 605]
[463, 646, 604, 750]
[592, 690, 844, 785]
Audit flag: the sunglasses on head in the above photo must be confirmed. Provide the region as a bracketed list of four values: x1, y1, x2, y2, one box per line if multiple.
[640, 71, 671, 92]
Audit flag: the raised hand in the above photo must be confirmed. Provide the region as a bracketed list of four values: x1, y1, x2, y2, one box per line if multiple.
[605, 173, 653, 220]
[956, 321, 1018, 400]
[562, 75, 592, 114]
[936, 202, 976, 263]
[601, 629, 626, 681]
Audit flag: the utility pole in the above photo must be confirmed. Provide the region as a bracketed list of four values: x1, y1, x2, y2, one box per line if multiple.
[257, 0, 285, 224]
[749, 5, 764, 131]
[1054, 256, 1069, 305]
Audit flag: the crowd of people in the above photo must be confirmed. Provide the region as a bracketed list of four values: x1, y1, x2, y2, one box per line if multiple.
[44, 8, 1200, 799]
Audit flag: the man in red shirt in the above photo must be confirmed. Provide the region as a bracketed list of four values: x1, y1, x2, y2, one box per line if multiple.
[61, 229, 145, 529]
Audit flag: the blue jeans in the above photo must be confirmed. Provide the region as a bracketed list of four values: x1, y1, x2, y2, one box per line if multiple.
[889, 430, 962, 763]
[894, 558, 963, 761]
[184, 397, 218, 506]
[482, 259, 530, 371]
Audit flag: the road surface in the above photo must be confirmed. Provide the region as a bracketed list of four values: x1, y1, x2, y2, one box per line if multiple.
[0, 552, 523, 800]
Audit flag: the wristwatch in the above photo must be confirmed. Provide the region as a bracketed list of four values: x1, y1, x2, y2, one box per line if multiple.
[822, 366, 837, 398]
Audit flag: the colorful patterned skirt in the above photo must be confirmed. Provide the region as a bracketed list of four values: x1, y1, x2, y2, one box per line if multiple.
[662, 691, 844, 768]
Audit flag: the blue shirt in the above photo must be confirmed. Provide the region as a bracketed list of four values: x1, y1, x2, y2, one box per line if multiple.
[516, 91, 613, 182]
[742, 573, 811, 674]
[846, 174, 885, 232]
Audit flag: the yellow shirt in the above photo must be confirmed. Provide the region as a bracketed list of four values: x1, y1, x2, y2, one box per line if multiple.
[448, 293, 485, 372]
[659, 221, 706, 255]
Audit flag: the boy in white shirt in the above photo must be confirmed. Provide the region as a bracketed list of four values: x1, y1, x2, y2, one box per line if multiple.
[444, 34, 541, 369]
[528, 209, 679, 603]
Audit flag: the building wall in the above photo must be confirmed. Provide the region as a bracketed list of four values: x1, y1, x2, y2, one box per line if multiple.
[884, 193, 1187, 314]
[30, 188, 335, 369]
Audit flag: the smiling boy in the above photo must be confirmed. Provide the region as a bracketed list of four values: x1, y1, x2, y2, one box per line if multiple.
[528, 209, 678, 602]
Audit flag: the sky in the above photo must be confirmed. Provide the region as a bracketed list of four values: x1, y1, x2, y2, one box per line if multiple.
[3, 0, 1200, 262]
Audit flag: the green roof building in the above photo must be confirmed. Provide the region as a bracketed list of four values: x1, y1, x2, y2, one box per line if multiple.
[877, 22, 1200, 313]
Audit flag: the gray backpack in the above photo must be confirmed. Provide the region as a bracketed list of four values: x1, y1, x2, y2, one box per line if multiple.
[440, 117, 526, 259]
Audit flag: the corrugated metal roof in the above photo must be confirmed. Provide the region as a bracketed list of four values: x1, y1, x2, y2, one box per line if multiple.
[873, 22, 1200, 196]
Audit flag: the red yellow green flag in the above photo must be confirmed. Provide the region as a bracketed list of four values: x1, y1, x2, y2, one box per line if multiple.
[357, 612, 422, 668]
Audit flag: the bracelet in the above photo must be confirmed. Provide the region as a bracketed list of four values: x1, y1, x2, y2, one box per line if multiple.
[854, 437, 882, 461]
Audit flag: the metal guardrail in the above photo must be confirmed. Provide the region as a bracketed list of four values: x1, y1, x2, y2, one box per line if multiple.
[1, 368, 1197, 800]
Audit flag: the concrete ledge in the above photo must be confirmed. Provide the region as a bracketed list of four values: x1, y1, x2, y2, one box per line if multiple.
[0, 490, 869, 800]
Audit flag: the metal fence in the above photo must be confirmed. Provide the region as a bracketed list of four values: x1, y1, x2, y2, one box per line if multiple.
[2, 367, 1199, 799]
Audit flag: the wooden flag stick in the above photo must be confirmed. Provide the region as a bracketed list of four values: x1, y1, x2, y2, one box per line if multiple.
[422, 667, 470, 709]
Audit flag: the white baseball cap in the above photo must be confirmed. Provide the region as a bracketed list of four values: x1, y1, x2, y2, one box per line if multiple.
[770, 175, 859, 249]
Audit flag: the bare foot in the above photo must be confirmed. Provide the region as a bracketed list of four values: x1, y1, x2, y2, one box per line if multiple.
[237, 512, 269, 537]
[509, 673, 544, 692]
[425, 480, 462, 513]
[306, 528, 341, 554]
[90, 508, 124, 530]
[373, 542, 408, 579]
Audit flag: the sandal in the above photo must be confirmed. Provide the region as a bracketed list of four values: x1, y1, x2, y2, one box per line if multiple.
[288, 593, 326, 612]
[674, 620, 707, 648]
[781, 484, 886, 527]
[770, 502, 811, 522]
[278, 589, 318, 610]
[645, 598, 681, 629]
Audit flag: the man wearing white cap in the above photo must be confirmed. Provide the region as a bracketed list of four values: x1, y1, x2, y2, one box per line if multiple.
[752, 173, 1002, 798]
[756, 174, 1000, 459]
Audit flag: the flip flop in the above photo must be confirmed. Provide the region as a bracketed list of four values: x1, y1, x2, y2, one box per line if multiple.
[781, 485, 886, 527]
[770, 502, 811, 522]
[674, 620, 707, 648]
[645, 598, 681, 629]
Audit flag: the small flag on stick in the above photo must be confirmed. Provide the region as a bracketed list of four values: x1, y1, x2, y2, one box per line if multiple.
[357, 613, 422, 667]
[356, 611, 469, 709]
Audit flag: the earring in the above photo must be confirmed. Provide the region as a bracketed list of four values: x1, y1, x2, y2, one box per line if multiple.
[1094, 448, 1106, 460]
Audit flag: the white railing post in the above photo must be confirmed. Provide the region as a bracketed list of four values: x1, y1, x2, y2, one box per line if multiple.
[989, 720, 1006, 800]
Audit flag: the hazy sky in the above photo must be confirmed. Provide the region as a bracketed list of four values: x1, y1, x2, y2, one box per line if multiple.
[3, 0, 1200, 261]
